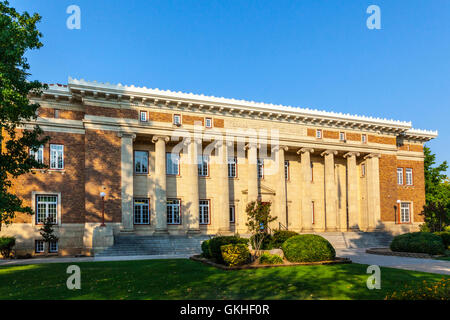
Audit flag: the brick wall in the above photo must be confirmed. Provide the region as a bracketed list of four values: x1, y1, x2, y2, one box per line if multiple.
[39, 107, 85, 120]
[182, 114, 204, 125]
[368, 135, 396, 145]
[86, 105, 138, 119]
[148, 111, 172, 123]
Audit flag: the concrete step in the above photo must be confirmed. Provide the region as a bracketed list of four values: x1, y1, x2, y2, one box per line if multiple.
[302, 232, 393, 249]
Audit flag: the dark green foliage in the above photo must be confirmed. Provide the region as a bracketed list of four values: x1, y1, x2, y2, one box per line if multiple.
[39, 217, 58, 253]
[250, 233, 273, 250]
[201, 239, 211, 258]
[259, 252, 283, 265]
[282, 234, 336, 262]
[0, 236, 15, 258]
[245, 201, 276, 257]
[208, 236, 249, 263]
[435, 232, 450, 249]
[220, 244, 250, 267]
[390, 232, 445, 255]
[271, 230, 298, 248]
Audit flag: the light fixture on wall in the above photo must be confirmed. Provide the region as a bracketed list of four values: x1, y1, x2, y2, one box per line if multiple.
[100, 191, 106, 227]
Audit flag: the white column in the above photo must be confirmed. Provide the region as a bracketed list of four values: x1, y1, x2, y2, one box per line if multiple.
[365, 153, 381, 230]
[119, 132, 136, 232]
[217, 140, 230, 233]
[275, 145, 288, 228]
[321, 150, 338, 231]
[344, 152, 360, 230]
[246, 142, 259, 202]
[298, 148, 314, 232]
[186, 138, 200, 234]
[152, 135, 170, 234]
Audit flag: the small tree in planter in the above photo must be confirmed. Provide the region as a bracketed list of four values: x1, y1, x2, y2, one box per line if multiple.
[245, 201, 276, 260]
[39, 217, 58, 255]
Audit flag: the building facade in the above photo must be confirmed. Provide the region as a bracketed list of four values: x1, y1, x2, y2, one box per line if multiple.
[1, 78, 437, 256]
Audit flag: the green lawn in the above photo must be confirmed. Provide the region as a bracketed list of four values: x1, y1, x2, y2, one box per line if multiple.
[0, 259, 447, 300]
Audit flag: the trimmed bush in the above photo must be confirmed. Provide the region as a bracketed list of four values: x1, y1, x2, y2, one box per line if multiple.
[201, 239, 211, 258]
[259, 252, 283, 265]
[434, 232, 450, 249]
[220, 244, 250, 267]
[0, 237, 16, 258]
[390, 232, 445, 255]
[209, 236, 249, 263]
[282, 234, 336, 262]
[250, 233, 273, 250]
[271, 230, 298, 248]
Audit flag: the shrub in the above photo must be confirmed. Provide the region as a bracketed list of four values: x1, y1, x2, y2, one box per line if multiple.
[390, 232, 445, 255]
[250, 233, 273, 250]
[201, 239, 211, 258]
[209, 236, 249, 263]
[0, 237, 16, 258]
[259, 252, 284, 265]
[434, 232, 450, 249]
[220, 244, 250, 267]
[271, 230, 298, 248]
[385, 278, 450, 300]
[282, 234, 336, 262]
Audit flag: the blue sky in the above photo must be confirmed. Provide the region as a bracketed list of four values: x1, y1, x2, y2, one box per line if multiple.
[12, 0, 450, 170]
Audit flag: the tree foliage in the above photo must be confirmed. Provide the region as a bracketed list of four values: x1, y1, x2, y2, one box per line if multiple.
[39, 217, 58, 254]
[245, 201, 276, 258]
[0, 1, 48, 229]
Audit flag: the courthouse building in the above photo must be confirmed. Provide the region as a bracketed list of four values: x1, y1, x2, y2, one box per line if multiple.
[1, 78, 437, 255]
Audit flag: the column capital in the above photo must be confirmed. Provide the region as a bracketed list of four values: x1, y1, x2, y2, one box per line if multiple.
[152, 135, 170, 144]
[343, 151, 361, 158]
[296, 147, 314, 155]
[117, 132, 136, 140]
[182, 137, 202, 146]
[272, 145, 289, 152]
[320, 149, 338, 157]
[364, 153, 381, 160]
[244, 142, 258, 150]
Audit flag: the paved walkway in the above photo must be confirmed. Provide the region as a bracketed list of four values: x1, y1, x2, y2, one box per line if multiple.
[337, 248, 450, 275]
[1, 249, 449, 275]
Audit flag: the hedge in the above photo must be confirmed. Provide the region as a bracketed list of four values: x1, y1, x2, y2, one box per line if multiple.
[250, 233, 273, 250]
[201, 239, 211, 258]
[282, 234, 336, 262]
[259, 252, 283, 265]
[0, 237, 16, 258]
[390, 232, 445, 255]
[271, 230, 298, 248]
[434, 231, 450, 249]
[220, 244, 250, 267]
[208, 236, 249, 263]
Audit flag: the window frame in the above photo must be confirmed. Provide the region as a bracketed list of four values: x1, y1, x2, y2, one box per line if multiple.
[49, 241, 58, 253]
[361, 163, 366, 177]
[35, 240, 45, 253]
[173, 114, 182, 126]
[167, 198, 181, 225]
[199, 199, 210, 225]
[339, 132, 346, 141]
[228, 157, 237, 178]
[205, 117, 212, 128]
[257, 158, 264, 179]
[166, 152, 180, 176]
[35, 194, 58, 225]
[229, 205, 235, 223]
[49, 144, 64, 170]
[362, 134, 367, 144]
[312, 201, 315, 225]
[198, 154, 209, 177]
[397, 168, 404, 185]
[284, 160, 290, 180]
[140, 110, 148, 122]
[30, 145, 44, 164]
[134, 150, 149, 174]
[405, 168, 414, 186]
[134, 198, 150, 225]
[399, 202, 411, 224]
[316, 129, 322, 139]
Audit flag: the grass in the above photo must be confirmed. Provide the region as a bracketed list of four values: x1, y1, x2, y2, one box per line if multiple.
[0, 259, 448, 300]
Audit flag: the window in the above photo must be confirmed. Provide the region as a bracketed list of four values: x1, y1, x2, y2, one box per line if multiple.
[405, 168, 413, 186]
[205, 118, 212, 128]
[228, 157, 237, 178]
[140, 111, 147, 122]
[397, 168, 404, 185]
[284, 160, 289, 180]
[257, 159, 264, 179]
[199, 200, 210, 225]
[36, 195, 58, 224]
[49, 241, 58, 253]
[173, 114, 181, 126]
[167, 199, 181, 224]
[361, 163, 366, 177]
[50, 144, 64, 169]
[198, 155, 209, 177]
[229, 205, 235, 223]
[312, 201, 315, 224]
[35, 240, 44, 253]
[30, 145, 44, 164]
[339, 132, 346, 141]
[134, 151, 149, 174]
[134, 198, 150, 224]
[362, 134, 367, 144]
[54, 109, 60, 119]
[400, 202, 411, 223]
[316, 129, 322, 139]
[166, 153, 180, 175]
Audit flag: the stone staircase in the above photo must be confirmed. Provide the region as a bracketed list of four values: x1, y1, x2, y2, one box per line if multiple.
[96, 235, 211, 257]
[312, 232, 393, 249]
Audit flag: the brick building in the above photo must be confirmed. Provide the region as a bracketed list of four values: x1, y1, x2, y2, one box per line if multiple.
[1, 78, 437, 256]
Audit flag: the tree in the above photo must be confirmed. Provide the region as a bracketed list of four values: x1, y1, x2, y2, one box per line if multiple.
[0, 1, 49, 230]
[245, 201, 276, 259]
[39, 217, 58, 254]
[420, 146, 450, 231]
